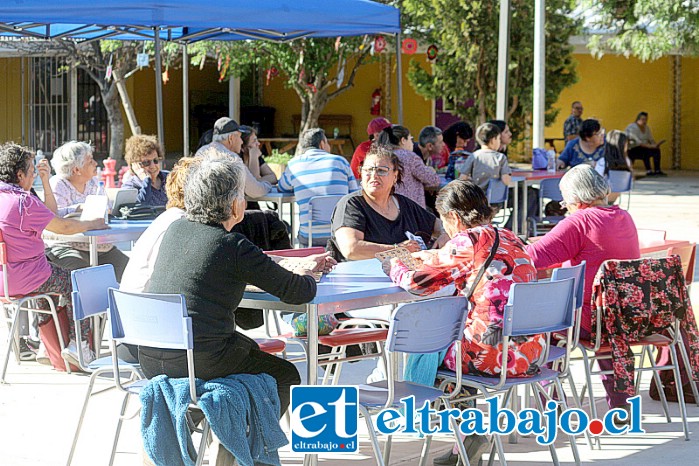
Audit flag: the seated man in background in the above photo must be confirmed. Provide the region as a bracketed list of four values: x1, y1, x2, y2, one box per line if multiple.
[415, 125, 448, 170]
[278, 128, 359, 247]
[196, 117, 273, 199]
[625, 111, 666, 177]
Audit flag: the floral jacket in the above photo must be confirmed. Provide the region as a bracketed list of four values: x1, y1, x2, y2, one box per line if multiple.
[591, 255, 699, 395]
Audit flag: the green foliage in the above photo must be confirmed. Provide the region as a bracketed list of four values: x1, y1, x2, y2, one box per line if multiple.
[402, 0, 579, 143]
[583, 0, 699, 61]
[264, 149, 294, 165]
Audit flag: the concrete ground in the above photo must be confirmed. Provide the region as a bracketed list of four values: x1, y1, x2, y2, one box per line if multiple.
[1, 169, 698, 466]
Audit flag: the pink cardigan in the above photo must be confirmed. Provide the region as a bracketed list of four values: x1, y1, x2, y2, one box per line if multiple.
[525, 205, 640, 332]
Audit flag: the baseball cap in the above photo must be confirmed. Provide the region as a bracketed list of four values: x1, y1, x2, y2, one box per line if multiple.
[367, 117, 391, 136]
[213, 117, 250, 136]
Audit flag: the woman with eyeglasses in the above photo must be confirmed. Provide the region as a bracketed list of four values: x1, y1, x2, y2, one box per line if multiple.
[121, 134, 169, 207]
[557, 119, 606, 169]
[330, 145, 447, 262]
[376, 125, 440, 209]
[46, 141, 129, 281]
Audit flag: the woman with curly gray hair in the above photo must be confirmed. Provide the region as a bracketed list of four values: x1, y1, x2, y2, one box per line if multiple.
[46, 141, 129, 280]
[140, 153, 322, 419]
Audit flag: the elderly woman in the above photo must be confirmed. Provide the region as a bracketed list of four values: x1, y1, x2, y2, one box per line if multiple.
[0, 143, 107, 365]
[558, 119, 606, 169]
[526, 164, 640, 409]
[46, 141, 129, 279]
[626, 111, 666, 177]
[140, 154, 328, 417]
[459, 123, 512, 189]
[385, 180, 541, 466]
[240, 126, 277, 185]
[121, 134, 169, 207]
[377, 125, 440, 208]
[331, 146, 446, 262]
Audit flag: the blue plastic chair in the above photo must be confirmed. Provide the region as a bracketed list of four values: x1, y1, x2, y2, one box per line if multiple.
[107, 288, 211, 466]
[67, 265, 144, 465]
[358, 296, 468, 466]
[607, 170, 633, 209]
[306, 194, 344, 247]
[486, 179, 510, 227]
[437, 278, 580, 466]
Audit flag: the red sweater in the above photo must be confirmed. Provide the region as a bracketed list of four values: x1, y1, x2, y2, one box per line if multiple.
[525, 205, 640, 332]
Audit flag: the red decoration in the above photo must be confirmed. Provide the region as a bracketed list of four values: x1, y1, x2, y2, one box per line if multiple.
[427, 44, 439, 60]
[374, 35, 387, 53]
[307, 83, 317, 94]
[401, 38, 418, 55]
[370, 88, 382, 116]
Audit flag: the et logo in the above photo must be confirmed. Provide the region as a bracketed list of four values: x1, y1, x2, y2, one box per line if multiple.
[290, 386, 358, 453]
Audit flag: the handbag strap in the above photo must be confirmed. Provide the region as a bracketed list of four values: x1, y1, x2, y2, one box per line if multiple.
[463, 227, 500, 300]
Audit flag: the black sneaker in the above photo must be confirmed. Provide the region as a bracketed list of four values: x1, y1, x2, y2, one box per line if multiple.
[433, 450, 458, 466]
[654, 171, 668, 177]
[18, 338, 36, 361]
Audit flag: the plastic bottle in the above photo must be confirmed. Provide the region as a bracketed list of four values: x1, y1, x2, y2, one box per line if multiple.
[546, 150, 557, 173]
[333, 127, 340, 139]
[33, 150, 45, 189]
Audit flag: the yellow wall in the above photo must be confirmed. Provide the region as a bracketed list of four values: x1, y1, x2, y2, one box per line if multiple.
[0, 58, 23, 143]
[262, 53, 434, 153]
[546, 54, 698, 170]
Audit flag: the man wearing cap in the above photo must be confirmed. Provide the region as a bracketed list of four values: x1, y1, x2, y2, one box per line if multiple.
[350, 116, 391, 179]
[196, 117, 272, 199]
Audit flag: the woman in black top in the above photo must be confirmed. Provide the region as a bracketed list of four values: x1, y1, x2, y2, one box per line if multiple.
[331, 145, 447, 262]
[142, 154, 324, 414]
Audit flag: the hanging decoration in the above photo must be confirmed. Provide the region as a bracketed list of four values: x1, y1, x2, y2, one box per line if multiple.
[162, 68, 169, 85]
[335, 36, 342, 52]
[336, 60, 346, 88]
[427, 44, 439, 60]
[370, 88, 382, 115]
[401, 38, 418, 55]
[266, 66, 279, 86]
[218, 56, 230, 82]
[105, 54, 113, 81]
[307, 83, 317, 94]
[374, 35, 387, 54]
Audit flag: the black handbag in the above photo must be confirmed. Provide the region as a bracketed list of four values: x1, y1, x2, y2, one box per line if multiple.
[110, 203, 166, 220]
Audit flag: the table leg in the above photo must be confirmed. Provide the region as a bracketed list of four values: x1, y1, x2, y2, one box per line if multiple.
[512, 181, 519, 236]
[290, 202, 297, 247]
[89, 238, 98, 267]
[521, 181, 529, 235]
[306, 303, 319, 466]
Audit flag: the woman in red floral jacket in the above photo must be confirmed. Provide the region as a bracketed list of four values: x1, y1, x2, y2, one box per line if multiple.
[386, 180, 543, 377]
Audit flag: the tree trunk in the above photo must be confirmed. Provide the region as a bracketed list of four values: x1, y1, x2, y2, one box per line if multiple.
[102, 83, 125, 159]
[296, 91, 329, 153]
[113, 69, 141, 136]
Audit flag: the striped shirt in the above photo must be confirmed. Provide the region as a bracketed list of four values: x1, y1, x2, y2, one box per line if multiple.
[278, 148, 359, 239]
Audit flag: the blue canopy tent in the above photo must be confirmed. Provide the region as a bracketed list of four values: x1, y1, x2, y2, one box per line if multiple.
[0, 0, 402, 155]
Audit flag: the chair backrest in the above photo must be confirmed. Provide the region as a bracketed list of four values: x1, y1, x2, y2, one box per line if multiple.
[668, 244, 696, 284]
[486, 178, 509, 205]
[637, 228, 667, 246]
[538, 178, 563, 216]
[551, 261, 586, 309]
[608, 170, 633, 193]
[308, 194, 343, 242]
[107, 288, 197, 402]
[386, 296, 468, 354]
[71, 265, 119, 321]
[268, 247, 325, 258]
[503, 278, 575, 337]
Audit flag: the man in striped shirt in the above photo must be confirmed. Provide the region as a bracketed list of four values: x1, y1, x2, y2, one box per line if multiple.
[278, 128, 359, 246]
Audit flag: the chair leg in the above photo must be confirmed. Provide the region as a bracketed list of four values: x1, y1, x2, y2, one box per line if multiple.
[669, 345, 690, 441]
[579, 350, 601, 448]
[109, 393, 131, 465]
[1, 305, 21, 383]
[418, 435, 432, 466]
[564, 372, 594, 450]
[448, 414, 470, 466]
[67, 369, 106, 464]
[647, 346, 672, 423]
[359, 405, 385, 466]
[554, 379, 581, 466]
[532, 385, 559, 466]
[382, 433, 393, 465]
[194, 420, 211, 466]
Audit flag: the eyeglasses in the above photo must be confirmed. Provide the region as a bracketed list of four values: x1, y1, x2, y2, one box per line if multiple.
[139, 158, 161, 168]
[361, 166, 392, 177]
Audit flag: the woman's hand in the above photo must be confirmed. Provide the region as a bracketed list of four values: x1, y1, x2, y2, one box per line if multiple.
[397, 239, 421, 253]
[36, 158, 51, 182]
[306, 252, 337, 273]
[381, 257, 399, 276]
[431, 232, 451, 249]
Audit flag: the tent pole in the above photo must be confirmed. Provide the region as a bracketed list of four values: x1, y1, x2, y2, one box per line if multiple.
[182, 43, 190, 156]
[154, 27, 165, 149]
[496, 0, 511, 120]
[395, 30, 403, 125]
[533, 0, 545, 148]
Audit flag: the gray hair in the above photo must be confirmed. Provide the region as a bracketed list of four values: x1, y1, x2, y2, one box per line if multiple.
[299, 128, 326, 152]
[559, 164, 610, 205]
[212, 132, 229, 143]
[184, 154, 245, 224]
[194, 142, 232, 160]
[418, 126, 442, 147]
[51, 141, 93, 178]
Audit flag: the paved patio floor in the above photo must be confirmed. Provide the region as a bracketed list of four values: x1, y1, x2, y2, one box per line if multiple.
[1, 169, 698, 465]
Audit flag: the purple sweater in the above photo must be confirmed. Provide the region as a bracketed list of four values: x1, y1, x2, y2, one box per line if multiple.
[525, 205, 640, 332]
[393, 149, 440, 208]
